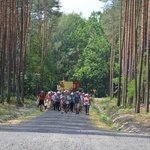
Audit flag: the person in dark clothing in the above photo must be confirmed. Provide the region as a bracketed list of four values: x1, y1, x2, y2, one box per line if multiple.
[74, 91, 81, 114]
[70, 92, 74, 112]
[55, 91, 61, 111]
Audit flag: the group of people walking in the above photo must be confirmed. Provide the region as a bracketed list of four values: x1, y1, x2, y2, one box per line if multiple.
[37, 90, 92, 115]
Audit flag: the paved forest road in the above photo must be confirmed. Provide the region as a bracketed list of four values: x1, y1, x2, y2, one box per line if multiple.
[0, 110, 150, 150]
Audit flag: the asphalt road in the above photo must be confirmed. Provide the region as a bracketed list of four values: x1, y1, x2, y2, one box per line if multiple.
[0, 110, 150, 150]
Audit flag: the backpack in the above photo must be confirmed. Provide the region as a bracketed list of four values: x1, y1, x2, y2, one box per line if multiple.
[70, 96, 74, 103]
[55, 95, 60, 102]
[74, 94, 80, 103]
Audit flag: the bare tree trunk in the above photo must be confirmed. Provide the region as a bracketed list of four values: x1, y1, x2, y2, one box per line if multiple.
[21, 0, 32, 102]
[110, 17, 116, 100]
[117, 0, 123, 107]
[137, 0, 148, 107]
[133, 0, 138, 113]
[109, 1, 116, 100]
[145, 0, 150, 112]
[12, 1, 17, 95]
[135, 0, 142, 113]
[122, 0, 130, 108]
[128, 0, 134, 105]
[6, 0, 13, 104]
[16, 0, 21, 105]
[40, 0, 48, 90]
[0, 1, 7, 104]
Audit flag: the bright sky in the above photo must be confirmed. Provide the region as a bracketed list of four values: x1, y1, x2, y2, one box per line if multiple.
[60, 0, 104, 18]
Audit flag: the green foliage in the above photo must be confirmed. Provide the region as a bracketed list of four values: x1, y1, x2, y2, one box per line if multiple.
[127, 79, 135, 99]
[24, 73, 41, 96]
[52, 13, 83, 81]
[68, 12, 110, 95]
[23, 0, 116, 98]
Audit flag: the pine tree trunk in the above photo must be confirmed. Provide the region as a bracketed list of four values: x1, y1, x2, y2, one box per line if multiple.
[7, 0, 13, 104]
[110, 18, 115, 100]
[145, 0, 150, 112]
[137, 0, 148, 108]
[16, 0, 21, 105]
[117, 0, 123, 107]
[0, 1, 7, 104]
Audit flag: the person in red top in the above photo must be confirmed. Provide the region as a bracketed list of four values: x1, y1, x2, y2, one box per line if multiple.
[38, 91, 45, 111]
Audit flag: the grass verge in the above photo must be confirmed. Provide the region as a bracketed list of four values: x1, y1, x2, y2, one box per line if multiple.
[0, 98, 43, 124]
[89, 97, 150, 133]
[89, 98, 114, 130]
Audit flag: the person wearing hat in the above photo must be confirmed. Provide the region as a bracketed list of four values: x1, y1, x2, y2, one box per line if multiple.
[84, 93, 90, 115]
[45, 91, 51, 110]
[51, 92, 56, 110]
[74, 91, 81, 114]
[55, 91, 61, 111]
[69, 92, 74, 112]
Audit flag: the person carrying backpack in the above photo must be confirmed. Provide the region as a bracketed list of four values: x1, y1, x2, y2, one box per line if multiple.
[84, 93, 90, 115]
[55, 91, 61, 111]
[74, 91, 81, 114]
[70, 92, 74, 112]
[51, 92, 56, 110]
[61, 91, 67, 114]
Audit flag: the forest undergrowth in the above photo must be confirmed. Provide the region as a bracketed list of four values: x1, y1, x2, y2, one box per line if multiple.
[90, 98, 150, 134]
[0, 98, 41, 124]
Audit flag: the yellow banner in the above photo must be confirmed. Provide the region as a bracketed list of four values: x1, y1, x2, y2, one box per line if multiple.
[64, 82, 73, 90]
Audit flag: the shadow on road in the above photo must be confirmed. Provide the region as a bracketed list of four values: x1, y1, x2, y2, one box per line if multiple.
[0, 110, 150, 139]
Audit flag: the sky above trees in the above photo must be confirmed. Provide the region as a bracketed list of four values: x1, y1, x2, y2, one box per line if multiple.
[60, 0, 104, 18]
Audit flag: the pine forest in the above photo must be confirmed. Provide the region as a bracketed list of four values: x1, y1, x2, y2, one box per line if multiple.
[0, 0, 150, 114]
